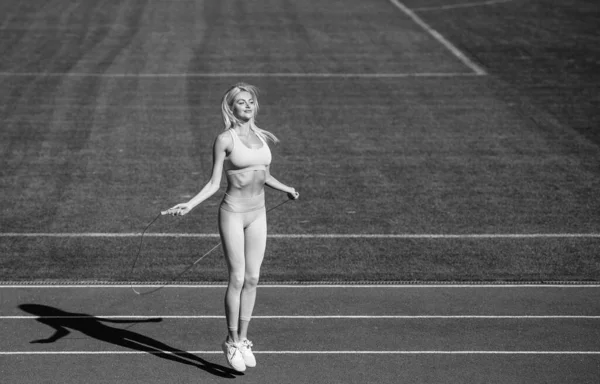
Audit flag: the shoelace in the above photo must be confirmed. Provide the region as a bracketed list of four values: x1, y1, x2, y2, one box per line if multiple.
[241, 340, 253, 351]
[227, 342, 243, 359]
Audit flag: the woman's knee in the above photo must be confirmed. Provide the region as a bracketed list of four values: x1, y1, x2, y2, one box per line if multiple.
[228, 272, 245, 290]
[243, 273, 260, 289]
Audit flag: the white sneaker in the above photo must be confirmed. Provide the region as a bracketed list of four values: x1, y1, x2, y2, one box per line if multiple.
[221, 339, 246, 372]
[239, 339, 256, 367]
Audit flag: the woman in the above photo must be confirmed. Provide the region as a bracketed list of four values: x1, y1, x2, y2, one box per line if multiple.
[164, 83, 299, 372]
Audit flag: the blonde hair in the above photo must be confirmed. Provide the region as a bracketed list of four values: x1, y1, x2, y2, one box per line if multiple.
[220, 83, 279, 143]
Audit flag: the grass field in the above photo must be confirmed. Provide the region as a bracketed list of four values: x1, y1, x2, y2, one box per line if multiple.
[1, 0, 599, 283]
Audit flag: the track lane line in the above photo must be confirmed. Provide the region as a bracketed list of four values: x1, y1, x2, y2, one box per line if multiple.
[2, 350, 599, 355]
[1, 284, 599, 288]
[3, 315, 600, 319]
[2, 232, 599, 238]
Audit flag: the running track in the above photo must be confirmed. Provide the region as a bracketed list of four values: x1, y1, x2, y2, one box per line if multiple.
[1, 284, 599, 383]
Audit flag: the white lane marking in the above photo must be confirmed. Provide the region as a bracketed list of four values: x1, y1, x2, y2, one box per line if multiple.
[1, 284, 599, 288]
[1, 233, 599, 238]
[1, 350, 599, 355]
[0, 72, 479, 78]
[3, 315, 600, 320]
[414, 0, 516, 12]
[388, 0, 487, 75]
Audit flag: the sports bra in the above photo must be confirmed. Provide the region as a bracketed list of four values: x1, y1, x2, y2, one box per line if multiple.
[224, 129, 272, 175]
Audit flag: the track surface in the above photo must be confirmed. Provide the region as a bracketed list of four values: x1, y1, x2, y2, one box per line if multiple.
[2, 285, 600, 383]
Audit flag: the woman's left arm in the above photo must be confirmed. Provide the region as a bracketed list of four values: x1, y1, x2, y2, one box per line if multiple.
[265, 165, 300, 199]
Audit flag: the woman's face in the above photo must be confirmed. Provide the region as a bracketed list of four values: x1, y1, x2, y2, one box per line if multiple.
[232, 91, 255, 122]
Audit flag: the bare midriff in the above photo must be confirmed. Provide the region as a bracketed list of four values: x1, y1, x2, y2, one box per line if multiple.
[225, 169, 267, 198]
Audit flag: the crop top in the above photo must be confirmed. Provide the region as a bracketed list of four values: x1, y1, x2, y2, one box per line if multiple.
[223, 129, 272, 175]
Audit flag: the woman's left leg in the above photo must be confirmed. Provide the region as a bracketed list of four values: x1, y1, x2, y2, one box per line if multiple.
[238, 208, 267, 341]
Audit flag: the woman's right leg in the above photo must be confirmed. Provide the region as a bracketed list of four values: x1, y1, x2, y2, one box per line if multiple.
[218, 208, 246, 343]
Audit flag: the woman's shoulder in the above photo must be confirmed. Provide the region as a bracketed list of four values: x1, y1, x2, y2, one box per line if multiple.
[216, 130, 234, 143]
[215, 130, 234, 151]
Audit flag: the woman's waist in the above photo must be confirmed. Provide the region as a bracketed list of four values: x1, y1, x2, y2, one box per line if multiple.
[220, 191, 265, 213]
[223, 190, 265, 201]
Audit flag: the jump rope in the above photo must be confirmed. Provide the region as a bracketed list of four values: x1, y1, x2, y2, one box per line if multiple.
[129, 197, 294, 296]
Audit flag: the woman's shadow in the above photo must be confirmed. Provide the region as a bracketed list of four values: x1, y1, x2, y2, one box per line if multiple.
[19, 304, 240, 379]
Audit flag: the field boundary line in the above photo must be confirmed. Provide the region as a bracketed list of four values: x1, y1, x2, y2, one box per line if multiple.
[4, 315, 600, 320]
[2, 350, 599, 355]
[1, 232, 599, 238]
[0, 71, 479, 78]
[414, 0, 516, 12]
[388, 0, 487, 75]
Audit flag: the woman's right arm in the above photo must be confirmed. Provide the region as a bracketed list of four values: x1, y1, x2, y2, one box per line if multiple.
[163, 132, 230, 216]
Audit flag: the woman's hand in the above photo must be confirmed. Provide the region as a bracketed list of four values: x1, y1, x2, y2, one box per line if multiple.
[287, 189, 300, 200]
[161, 203, 192, 216]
